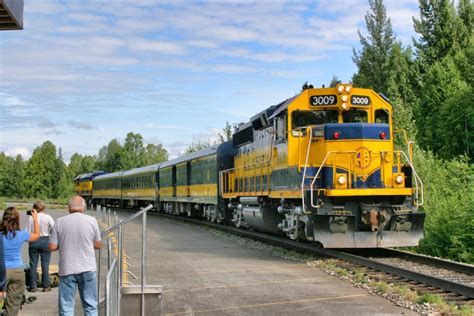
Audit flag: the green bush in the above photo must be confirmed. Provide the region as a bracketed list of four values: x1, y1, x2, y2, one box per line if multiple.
[414, 149, 474, 263]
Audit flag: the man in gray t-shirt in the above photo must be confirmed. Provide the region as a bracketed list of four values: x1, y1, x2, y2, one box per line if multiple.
[49, 196, 101, 316]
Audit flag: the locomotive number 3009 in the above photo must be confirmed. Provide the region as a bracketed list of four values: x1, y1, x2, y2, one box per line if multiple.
[310, 95, 337, 106]
[351, 95, 371, 105]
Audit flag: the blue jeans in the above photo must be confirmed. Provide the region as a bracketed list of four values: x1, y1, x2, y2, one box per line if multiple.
[29, 236, 52, 289]
[59, 271, 98, 316]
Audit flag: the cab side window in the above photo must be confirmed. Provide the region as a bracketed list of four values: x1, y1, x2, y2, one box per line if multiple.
[275, 115, 287, 142]
[375, 109, 389, 124]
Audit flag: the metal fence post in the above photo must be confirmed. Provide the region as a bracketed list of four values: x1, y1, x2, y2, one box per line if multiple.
[97, 204, 102, 304]
[108, 238, 112, 268]
[98, 244, 102, 303]
[141, 210, 147, 316]
[105, 258, 117, 316]
[117, 225, 123, 316]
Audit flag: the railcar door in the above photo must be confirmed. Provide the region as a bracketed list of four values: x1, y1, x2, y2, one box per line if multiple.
[172, 166, 177, 197]
[186, 162, 191, 197]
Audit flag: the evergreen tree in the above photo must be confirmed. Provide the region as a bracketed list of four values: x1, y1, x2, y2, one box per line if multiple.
[413, 0, 464, 69]
[352, 0, 394, 93]
[143, 144, 168, 165]
[385, 42, 418, 147]
[0, 154, 25, 197]
[218, 122, 233, 143]
[106, 139, 125, 172]
[24, 141, 60, 198]
[458, 0, 473, 47]
[122, 132, 145, 170]
[101, 139, 125, 172]
[184, 140, 212, 154]
[81, 155, 97, 172]
[416, 55, 471, 159]
[68, 153, 84, 177]
[11, 155, 26, 197]
[53, 149, 71, 198]
[329, 76, 341, 88]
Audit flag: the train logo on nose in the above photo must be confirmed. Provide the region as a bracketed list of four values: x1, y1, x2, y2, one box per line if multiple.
[355, 147, 372, 169]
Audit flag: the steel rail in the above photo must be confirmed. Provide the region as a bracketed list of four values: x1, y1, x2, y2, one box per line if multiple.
[154, 213, 474, 299]
[349, 248, 474, 276]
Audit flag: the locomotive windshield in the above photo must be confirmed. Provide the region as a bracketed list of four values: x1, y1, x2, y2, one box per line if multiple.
[292, 110, 338, 129]
[342, 109, 368, 123]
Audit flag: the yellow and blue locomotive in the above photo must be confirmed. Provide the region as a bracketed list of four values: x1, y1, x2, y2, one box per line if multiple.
[83, 84, 424, 248]
[220, 84, 424, 247]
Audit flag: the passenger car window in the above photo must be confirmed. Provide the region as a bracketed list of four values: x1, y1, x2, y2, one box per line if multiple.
[342, 109, 368, 123]
[375, 109, 389, 124]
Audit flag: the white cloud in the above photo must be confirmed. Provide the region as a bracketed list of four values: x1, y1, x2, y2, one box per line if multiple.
[128, 38, 187, 55]
[4, 147, 31, 159]
[67, 120, 95, 130]
[141, 123, 187, 130]
[209, 64, 257, 74]
[0, 91, 30, 108]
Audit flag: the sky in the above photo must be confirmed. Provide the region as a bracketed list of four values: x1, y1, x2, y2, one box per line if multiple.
[0, 0, 420, 162]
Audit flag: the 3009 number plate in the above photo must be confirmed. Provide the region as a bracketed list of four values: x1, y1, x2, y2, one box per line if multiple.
[310, 95, 337, 106]
[351, 95, 371, 105]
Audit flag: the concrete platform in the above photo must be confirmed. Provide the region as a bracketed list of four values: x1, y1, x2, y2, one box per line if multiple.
[19, 207, 415, 315]
[120, 211, 415, 315]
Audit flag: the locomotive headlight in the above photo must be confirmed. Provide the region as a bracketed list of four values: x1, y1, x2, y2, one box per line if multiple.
[337, 85, 345, 93]
[345, 85, 352, 93]
[341, 102, 349, 110]
[341, 94, 349, 102]
[396, 175, 404, 184]
[338, 175, 347, 185]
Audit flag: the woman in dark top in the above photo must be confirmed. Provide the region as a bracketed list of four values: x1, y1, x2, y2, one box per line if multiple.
[2, 207, 39, 315]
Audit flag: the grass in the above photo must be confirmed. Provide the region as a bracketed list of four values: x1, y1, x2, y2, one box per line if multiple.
[353, 269, 369, 284]
[458, 305, 474, 316]
[416, 293, 446, 305]
[0, 196, 69, 210]
[415, 294, 462, 314]
[370, 281, 389, 293]
[333, 266, 349, 277]
[391, 285, 418, 301]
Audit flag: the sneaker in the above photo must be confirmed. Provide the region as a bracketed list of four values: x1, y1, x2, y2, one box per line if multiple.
[43, 287, 51, 292]
[26, 296, 37, 304]
[27, 288, 37, 293]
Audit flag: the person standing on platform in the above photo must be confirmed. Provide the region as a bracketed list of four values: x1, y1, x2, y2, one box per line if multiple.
[0, 235, 6, 311]
[2, 206, 39, 315]
[49, 196, 101, 316]
[26, 201, 54, 292]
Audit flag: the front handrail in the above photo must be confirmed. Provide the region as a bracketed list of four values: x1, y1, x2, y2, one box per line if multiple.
[300, 126, 313, 214]
[309, 151, 356, 208]
[399, 150, 424, 206]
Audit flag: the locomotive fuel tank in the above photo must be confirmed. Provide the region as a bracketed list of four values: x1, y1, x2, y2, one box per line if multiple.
[239, 197, 283, 234]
